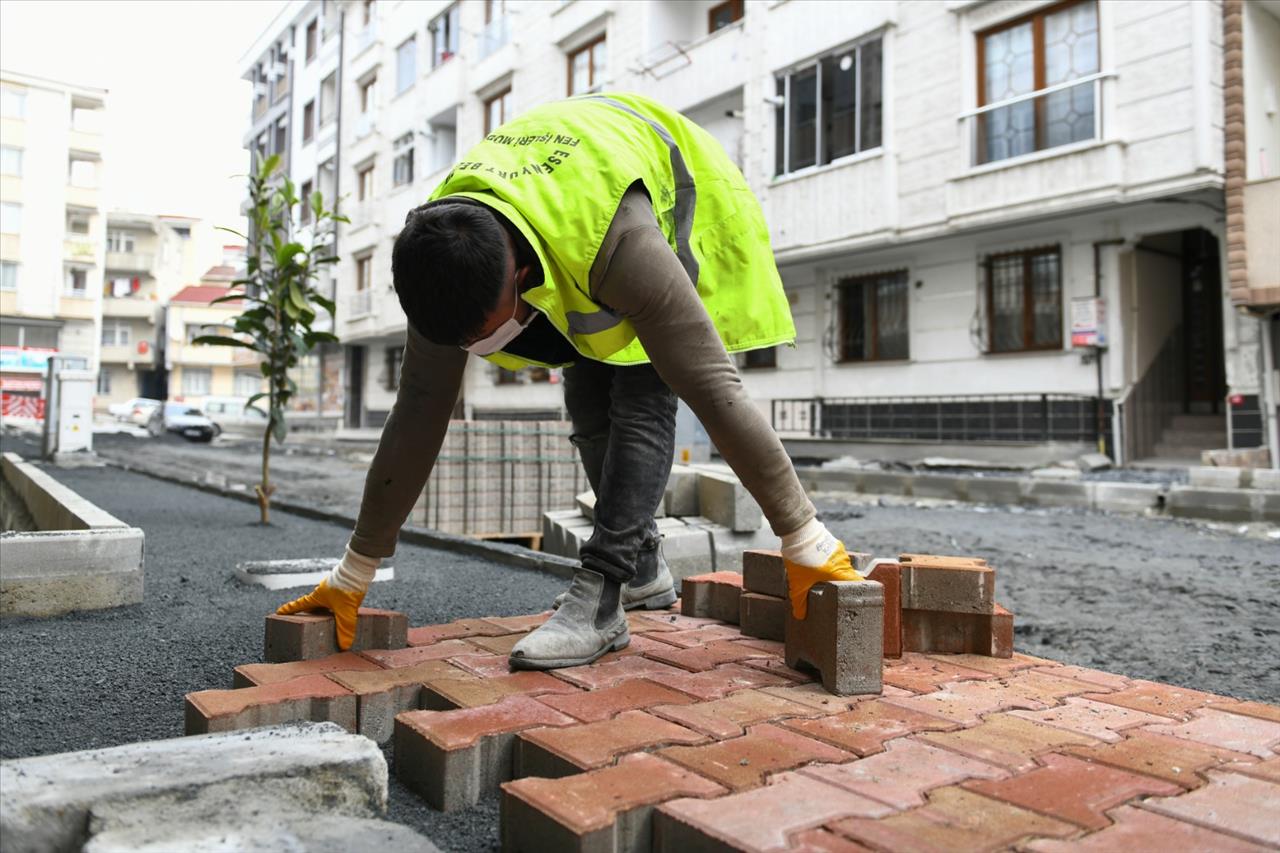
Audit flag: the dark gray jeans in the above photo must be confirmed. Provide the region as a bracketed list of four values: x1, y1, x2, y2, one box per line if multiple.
[564, 358, 677, 585]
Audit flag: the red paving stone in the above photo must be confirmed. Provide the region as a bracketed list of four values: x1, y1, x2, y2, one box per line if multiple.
[658, 723, 853, 791]
[207, 603, 1280, 851]
[800, 738, 1008, 809]
[963, 752, 1183, 830]
[782, 699, 958, 756]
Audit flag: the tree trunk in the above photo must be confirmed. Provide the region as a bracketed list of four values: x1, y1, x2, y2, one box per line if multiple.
[257, 420, 272, 525]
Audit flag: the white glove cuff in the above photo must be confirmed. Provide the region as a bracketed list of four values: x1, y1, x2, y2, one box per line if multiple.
[328, 545, 381, 593]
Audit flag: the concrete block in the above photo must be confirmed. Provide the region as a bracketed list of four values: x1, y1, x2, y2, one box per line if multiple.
[0, 527, 144, 617]
[680, 572, 740, 619]
[84, 816, 441, 853]
[865, 560, 903, 659]
[1251, 469, 1280, 491]
[658, 522, 713, 582]
[0, 722, 387, 853]
[784, 581, 884, 696]
[1202, 446, 1270, 468]
[1077, 452, 1112, 471]
[742, 549, 786, 598]
[1025, 478, 1091, 509]
[1166, 486, 1257, 522]
[911, 474, 969, 501]
[1188, 467, 1243, 489]
[965, 477, 1025, 505]
[264, 608, 408, 663]
[898, 556, 995, 615]
[235, 558, 394, 591]
[739, 592, 787, 641]
[664, 465, 699, 516]
[901, 607, 1011, 657]
[1, 452, 127, 531]
[685, 518, 779, 572]
[1091, 482, 1161, 514]
[695, 470, 763, 532]
[185, 675, 359, 735]
[855, 470, 913, 496]
[575, 491, 596, 521]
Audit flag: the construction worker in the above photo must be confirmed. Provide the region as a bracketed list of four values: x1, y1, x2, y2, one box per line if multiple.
[278, 93, 863, 669]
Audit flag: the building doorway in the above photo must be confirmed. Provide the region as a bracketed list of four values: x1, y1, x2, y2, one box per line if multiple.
[346, 346, 364, 428]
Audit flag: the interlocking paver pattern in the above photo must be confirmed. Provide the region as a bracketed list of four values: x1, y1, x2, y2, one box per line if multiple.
[194, 597, 1280, 849]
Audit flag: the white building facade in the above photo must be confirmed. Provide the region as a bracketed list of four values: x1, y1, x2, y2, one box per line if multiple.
[244, 0, 1275, 463]
[0, 70, 107, 421]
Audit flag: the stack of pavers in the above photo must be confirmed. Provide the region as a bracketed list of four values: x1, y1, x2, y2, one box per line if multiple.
[185, 552, 1280, 851]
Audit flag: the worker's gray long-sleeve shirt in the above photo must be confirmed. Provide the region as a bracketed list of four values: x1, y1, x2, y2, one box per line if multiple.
[348, 188, 815, 558]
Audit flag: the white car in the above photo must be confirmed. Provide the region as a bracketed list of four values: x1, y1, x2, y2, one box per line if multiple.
[108, 397, 162, 425]
[147, 402, 219, 442]
[201, 396, 269, 434]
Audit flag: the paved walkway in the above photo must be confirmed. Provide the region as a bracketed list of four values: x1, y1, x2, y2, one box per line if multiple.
[199, 605, 1280, 852]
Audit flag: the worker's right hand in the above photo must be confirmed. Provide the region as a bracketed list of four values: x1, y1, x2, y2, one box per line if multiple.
[277, 577, 366, 650]
[783, 541, 864, 620]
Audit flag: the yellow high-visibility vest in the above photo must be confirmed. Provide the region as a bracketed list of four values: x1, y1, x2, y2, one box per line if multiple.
[429, 92, 795, 369]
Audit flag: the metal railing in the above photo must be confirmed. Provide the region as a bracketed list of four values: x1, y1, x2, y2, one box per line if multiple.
[772, 393, 1107, 445]
[348, 289, 372, 318]
[959, 73, 1113, 167]
[478, 16, 510, 59]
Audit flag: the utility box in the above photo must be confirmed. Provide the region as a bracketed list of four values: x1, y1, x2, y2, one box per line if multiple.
[41, 360, 94, 460]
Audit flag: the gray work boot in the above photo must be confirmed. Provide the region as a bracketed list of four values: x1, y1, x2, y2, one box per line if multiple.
[552, 549, 677, 611]
[510, 569, 629, 670]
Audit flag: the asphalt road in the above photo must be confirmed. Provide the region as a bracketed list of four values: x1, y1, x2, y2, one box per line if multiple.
[3, 431, 1278, 851]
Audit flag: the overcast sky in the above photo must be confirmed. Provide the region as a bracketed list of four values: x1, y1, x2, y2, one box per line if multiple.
[1, 0, 286, 234]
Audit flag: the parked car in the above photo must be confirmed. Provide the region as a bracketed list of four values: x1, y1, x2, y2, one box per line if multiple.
[201, 396, 268, 434]
[147, 403, 219, 442]
[108, 397, 162, 425]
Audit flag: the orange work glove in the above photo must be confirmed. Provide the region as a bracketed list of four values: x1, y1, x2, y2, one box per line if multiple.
[276, 578, 366, 650]
[783, 541, 864, 620]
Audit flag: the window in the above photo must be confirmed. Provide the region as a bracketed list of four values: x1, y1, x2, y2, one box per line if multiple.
[360, 75, 377, 114]
[362, 0, 375, 27]
[67, 212, 91, 235]
[0, 145, 21, 176]
[743, 347, 777, 369]
[393, 134, 414, 186]
[107, 230, 135, 253]
[319, 72, 338, 126]
[97, 369, 110, 395]
[303, 100, 315, 143]
[273, 117, 288, 155]
[976, 1, 1099, 165]
[484, 88, 511, 135]
[101, 321, 131, 347]
[358, 163, 375, 200]
[182, 368, 212, 396]
[384, 346, 402, 391]
[300, 180, 313, 225]
[985, 246, 1062, 353]
[305, 19, 318, 62]
[396, 37, 417, 94]
[234, 370, 261, 396]
[106, 276, 141, 298]
[429, 5, 460, 67]
[187, 323, 231, 343]
[1, 87, 25, 118]
[172, 225, 190, 239]
[708, 0, 743, 33]
[0, 322, 57, 349]
[65, 267, 89, 297]
[568, 35, 607, 96]
[775, 36, 882, 176]
[837, 269, 909, 362]
[69, 158, 96, 187]
[481, 0, 510, 57]
[0, 261, 17, 291]
[1, 202, 21, 233]
[356, 254, 372, 290]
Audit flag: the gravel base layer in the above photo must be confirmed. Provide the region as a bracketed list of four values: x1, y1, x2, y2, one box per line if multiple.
[3, 433, 1277, 852]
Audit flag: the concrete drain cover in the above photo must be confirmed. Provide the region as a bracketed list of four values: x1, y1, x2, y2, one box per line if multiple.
[235, 559, 394, 590]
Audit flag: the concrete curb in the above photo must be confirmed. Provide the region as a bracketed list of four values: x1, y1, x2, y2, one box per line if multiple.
[98, 456, 580, 578]
[796, 467, 1280, 524]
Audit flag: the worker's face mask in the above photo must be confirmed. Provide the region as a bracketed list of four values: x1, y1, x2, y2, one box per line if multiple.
[463, 277, 535, 356]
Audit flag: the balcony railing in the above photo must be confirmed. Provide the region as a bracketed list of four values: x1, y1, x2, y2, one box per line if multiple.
[354, 113, 376, 141]
[348, 288, 372, 317]
[355, 22, 379, 56]
[105, 250, 154, 272]
[478, 16, 511, 60]
[772, 393, 1107, 445]
[63, 238, 97, 263]
[960, 73, 1112, 167]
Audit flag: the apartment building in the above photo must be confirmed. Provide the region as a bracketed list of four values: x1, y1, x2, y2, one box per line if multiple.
[239, 0, 347, 429]
[165, 274, 264, 408]
[244, 0, 1274, 464]
[0, 70, 106, 421]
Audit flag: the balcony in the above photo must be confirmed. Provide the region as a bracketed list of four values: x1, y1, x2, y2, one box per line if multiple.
[68, 128, 102, 156]
[478, 16, 511, 60]
[1238, 177, 1280, 307]
[58, 296, 96, 319]
[100, 342, 155, 365]
[637, 22, 747, 112]
[105, 250, 154, 272]
[348, 288, 372, 317]
[172, 341, 236, 366]
[64, 238, 97, 264]
[353, 112, 377, 141]
[65, 184, 99, 210]
[102, 296, 157, 320]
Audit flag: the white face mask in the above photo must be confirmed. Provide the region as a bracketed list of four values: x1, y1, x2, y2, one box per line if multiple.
[463, 290, 536, 356]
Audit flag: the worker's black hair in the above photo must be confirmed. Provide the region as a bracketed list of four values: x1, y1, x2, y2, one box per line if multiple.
[392, 200, 507, 347]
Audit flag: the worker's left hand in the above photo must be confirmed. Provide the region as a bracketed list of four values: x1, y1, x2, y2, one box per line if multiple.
[276, 578, 366, 650]
[783, 541, 864, 620]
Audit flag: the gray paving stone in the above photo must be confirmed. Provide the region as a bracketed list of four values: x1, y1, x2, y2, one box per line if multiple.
[0, 722, 386, 853]
[84, 816, 440, 853]
[784, 581, 884, 696]
[694, 470, 763, 532]
[663, 465, 700, 517]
